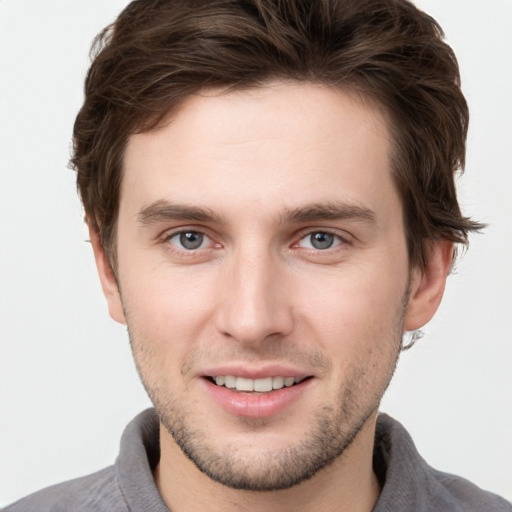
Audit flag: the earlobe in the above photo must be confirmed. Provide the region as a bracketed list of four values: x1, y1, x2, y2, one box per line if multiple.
[404, 241, 453, 331]
[88, 225, 127, 325]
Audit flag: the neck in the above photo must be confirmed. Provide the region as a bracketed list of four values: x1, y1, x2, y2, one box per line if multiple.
[155, 413, 381, 512]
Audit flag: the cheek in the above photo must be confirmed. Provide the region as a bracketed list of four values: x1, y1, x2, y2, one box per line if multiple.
[300, 268, 406, 403]
[120, 263, 218, 361]
[297, 258, 408, 357]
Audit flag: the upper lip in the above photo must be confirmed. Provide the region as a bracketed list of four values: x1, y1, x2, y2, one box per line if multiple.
[200, 364, 311, 380]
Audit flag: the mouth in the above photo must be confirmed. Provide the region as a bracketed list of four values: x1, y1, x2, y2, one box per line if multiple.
[206, 375, 310, 393]
[202, 372, 314, 417]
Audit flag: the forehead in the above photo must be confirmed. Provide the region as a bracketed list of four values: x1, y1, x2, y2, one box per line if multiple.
[121, 82, 398, 224]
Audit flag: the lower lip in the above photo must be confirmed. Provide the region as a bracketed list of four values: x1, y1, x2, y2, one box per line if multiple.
[201, 378, 312, 418]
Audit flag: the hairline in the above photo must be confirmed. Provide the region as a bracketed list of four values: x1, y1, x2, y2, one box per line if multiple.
[98, 78, 419, 273]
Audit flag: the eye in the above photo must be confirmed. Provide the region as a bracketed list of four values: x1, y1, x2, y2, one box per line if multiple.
[167, 231, 211, 250]
[297, 231, 343, 250]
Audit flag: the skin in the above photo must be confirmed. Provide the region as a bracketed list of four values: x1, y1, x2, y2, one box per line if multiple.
[91, 82, 452, 512]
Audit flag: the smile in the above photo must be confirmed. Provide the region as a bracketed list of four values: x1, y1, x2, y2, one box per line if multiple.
[211, 375, 306, 392]
[203, 374, 313, 417]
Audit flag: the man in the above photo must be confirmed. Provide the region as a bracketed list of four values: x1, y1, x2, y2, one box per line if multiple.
[4, 0, 510, 510]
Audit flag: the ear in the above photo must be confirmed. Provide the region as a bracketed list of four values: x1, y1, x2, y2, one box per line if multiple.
[88, 225, 127, 325]
[404, 241, 453, 331]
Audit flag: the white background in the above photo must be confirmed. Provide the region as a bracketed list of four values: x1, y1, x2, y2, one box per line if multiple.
[1, 0, 511, 507]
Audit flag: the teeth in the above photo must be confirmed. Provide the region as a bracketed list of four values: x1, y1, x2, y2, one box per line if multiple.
[272, 376, 284, 390]
[224, 375, 236, 389]
[212, 375, 304, 392]
[236, 377, 254, 391]
[254, 377, 273, 392]
[284, 377, 295, 387]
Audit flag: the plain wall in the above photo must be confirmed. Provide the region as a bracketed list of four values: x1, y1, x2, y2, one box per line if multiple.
[1, 0, 511, 506]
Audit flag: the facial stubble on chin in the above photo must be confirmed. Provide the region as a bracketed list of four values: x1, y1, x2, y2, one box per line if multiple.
[125, 293, 407, 492]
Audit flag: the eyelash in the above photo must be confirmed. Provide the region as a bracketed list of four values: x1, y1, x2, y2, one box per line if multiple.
[161, 228, 349, 255]
[293, 230, 346, 251]
[163, 230, 219, 252]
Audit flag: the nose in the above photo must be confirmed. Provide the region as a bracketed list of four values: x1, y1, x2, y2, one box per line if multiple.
[215, 247, 294, 347]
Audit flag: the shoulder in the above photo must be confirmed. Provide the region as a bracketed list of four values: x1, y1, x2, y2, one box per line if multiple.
[3, 465, 128, 512]
[374, 414, 512, 512]
[3, 409, 165, 512]
[427, 468, 512, 512]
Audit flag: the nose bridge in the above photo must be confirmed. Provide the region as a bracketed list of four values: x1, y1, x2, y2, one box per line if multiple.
[216, 241, 293, 345]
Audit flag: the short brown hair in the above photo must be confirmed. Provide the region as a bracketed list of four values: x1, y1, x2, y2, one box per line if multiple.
[72, 0, 483, 268]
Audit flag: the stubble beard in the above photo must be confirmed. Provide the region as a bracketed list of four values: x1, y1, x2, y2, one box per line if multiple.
[153, 379, 383, 491]
[126, 296, 407, 492]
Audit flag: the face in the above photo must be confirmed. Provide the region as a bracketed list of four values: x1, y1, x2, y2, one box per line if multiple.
[95, 82, 446, 491]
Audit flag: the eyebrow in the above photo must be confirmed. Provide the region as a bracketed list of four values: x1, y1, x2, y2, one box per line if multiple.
[137, 200, 224, 225]
[137, 199, 376, 226]
[282, 202, 376, 224]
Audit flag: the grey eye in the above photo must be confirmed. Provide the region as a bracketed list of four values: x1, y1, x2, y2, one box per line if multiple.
[298, 231, 342, 250]
[180, 232, 203, 249]
[169, 231, 207, 250]
[310, 232, 334, 249]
